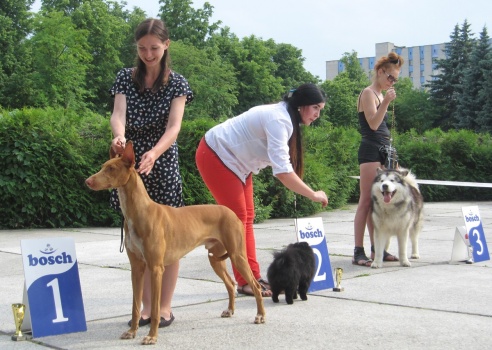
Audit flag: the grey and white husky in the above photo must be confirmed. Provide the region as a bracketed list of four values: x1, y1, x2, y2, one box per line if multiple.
[371, 168, 424, 268]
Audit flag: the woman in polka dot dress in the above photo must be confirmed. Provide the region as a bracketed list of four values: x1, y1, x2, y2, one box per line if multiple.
[109, 18, 193, 328]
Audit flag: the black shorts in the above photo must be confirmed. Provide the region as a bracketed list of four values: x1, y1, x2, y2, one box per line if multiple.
[358, 139, 388, 165]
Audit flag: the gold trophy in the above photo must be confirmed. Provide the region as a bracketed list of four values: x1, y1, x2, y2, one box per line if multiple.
[333, 267, 344, 292]
[11, 303, 29, 341]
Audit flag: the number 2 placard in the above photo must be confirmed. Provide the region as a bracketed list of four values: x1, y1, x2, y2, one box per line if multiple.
[296, 217, 334, 292]
[20, 237, 87, 338]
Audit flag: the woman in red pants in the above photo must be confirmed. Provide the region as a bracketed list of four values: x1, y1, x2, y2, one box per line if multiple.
[195, 83, 329, 297]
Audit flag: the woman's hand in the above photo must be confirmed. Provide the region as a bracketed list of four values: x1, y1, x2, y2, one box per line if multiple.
[384, 87, 397, 103]
[138, 149, 158, 175]
[312, 190, 329, 208]
[111, 136, 126, 155]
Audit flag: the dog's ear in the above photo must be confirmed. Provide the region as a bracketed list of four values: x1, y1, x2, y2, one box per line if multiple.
[376, 167, 383, 175]
[110, 146, 117, 159]
[398, 168, 409, 177]
[121, 141, 136, 167]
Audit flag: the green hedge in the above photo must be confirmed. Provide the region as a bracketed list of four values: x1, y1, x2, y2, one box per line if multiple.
[2, 108, 492, 229]
[0, 108, 119, 228]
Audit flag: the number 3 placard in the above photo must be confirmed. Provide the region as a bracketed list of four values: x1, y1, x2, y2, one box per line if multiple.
[296, 217, 334, 292]
[20, 237, 87, 338]
[462, 206, 490, 263]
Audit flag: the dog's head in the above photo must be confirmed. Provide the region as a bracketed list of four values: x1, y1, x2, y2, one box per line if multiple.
[85, 141, 136, 191]
[372, 168, 409, 204]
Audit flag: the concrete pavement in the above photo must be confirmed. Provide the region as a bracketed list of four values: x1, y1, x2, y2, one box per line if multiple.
[1, 202, 491, 349]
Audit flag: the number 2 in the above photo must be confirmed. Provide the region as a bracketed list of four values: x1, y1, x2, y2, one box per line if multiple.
[312, 248, 326, 282]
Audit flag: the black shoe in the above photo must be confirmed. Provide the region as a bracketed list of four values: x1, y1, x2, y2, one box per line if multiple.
[158, 313, 175, 328]
[128, 316, 151, 327]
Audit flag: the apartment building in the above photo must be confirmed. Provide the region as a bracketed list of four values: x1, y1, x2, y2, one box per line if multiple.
[325, 42, 447, 89]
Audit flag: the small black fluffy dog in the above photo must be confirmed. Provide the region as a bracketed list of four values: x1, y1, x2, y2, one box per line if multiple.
[267, 242, 316, 304]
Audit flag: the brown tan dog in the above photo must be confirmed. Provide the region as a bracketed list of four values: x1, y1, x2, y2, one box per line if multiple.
[85, 141, 265, 345]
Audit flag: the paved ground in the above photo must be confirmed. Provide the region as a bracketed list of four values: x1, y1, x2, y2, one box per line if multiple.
[1, 201, 491, 349]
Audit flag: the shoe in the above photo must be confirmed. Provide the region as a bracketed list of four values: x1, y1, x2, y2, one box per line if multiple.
[370, 245, 399, 261]
[158, 313, 175, 328]
[237, 279, 272, 297]
[352, 246, 372, 267]
[127, 316, 151, 327]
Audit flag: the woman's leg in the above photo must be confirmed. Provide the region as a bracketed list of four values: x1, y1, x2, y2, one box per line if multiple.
[196, 139, 269, 295]
[353, 162, 380, 265]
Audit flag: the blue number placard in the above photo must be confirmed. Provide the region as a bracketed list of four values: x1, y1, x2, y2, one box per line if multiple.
[20, 237, 87, 338]
[462, 206, 490, 263]
[296, 217, 334, 292]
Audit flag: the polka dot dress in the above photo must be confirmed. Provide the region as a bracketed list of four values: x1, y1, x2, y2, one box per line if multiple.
[109, 68, 193, 211]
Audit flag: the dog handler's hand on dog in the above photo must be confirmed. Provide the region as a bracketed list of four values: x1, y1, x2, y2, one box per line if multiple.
[137, 150, 158, 176]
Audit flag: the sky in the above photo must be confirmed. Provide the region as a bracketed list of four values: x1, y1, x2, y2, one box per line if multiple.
[32, 0, 492, 78]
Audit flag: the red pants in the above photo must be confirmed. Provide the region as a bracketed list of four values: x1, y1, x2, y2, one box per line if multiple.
[195, 138, 259, 286]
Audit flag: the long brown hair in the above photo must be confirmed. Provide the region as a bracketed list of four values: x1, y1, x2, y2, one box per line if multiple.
[132, 18, 171, 93]
[282, 83, 326, 179]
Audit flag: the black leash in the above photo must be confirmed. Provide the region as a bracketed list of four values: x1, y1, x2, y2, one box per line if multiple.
[119, 215, 125, 253]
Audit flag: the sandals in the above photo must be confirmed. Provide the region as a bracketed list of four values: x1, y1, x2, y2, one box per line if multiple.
[237, 278, 272, 297]
[127, 313, 174, 328]
[371, 245, 399, 261]
[352, 246, 372, 267]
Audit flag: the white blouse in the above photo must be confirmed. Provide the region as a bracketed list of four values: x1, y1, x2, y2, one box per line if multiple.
[205, 101, 294, 183]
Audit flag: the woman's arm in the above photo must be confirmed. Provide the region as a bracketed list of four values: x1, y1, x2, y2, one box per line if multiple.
[137, 95, 187, 175]
[275, 172, 328, 207]
[110, 93, 127, 154]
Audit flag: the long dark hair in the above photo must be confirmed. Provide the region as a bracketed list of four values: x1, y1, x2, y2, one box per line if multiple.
[282, 83, 326, 179]
[132, 18, 171, 93]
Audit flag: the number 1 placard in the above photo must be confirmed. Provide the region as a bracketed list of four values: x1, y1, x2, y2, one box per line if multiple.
[296, 217, 334, 292]
[20, 237, 87, 338]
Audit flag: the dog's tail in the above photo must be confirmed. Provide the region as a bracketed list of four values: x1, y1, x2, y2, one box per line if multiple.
[208, 252, 229, 261]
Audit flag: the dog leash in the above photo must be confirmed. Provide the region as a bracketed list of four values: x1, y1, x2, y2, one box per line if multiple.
[119, 215, 125, 253]
[386, 102, 398, 169]
[294, 195, 299, 241]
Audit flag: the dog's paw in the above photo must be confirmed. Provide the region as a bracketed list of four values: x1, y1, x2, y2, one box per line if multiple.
[272, 295, 279, 303]
[400, 260, 412, 267]
[254, 314, 265, 324]
[371, 261, 383, 269]
[120, 330, 137, 340]
[141, 335, 157, 345]
[410, 253, 420, 259]
[221, 309, 234, 318]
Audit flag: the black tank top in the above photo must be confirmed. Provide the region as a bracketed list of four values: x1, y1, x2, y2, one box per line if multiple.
[358, 90, 390, 144]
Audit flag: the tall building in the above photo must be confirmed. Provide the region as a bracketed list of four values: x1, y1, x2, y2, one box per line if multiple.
[325, 42, 447, 89]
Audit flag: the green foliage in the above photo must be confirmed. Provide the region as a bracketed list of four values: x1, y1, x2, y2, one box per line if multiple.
[30, 11, 91, 110]
[457, 26, 492, 131]
[321, 51, 369, 128]
[397, 129, 492, 201]
[170, 41, 238, 120]
[427, 20, 475, 130]
[0, 108, 119, 228]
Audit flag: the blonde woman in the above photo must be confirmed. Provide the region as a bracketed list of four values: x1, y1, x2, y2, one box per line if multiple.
[352, 52, 404, 266]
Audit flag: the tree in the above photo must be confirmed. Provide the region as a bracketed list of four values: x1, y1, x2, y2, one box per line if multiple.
[70, 0, 129, 113]
[265, 40, 319, 90]
[29, 11, 91, 110]
[0, 0, 35, 108]
[170, 40, 238, 120]
[159, 0, 221, 48]
[457, 26, 491, 131]
[321, 51, 369, 128]
[476, 35, 492, 132]
[428, 20, 475, 130]
[393, 78, 439, 133]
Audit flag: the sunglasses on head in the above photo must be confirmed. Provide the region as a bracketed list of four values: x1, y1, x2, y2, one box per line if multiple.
[382, 70, 398, 84]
